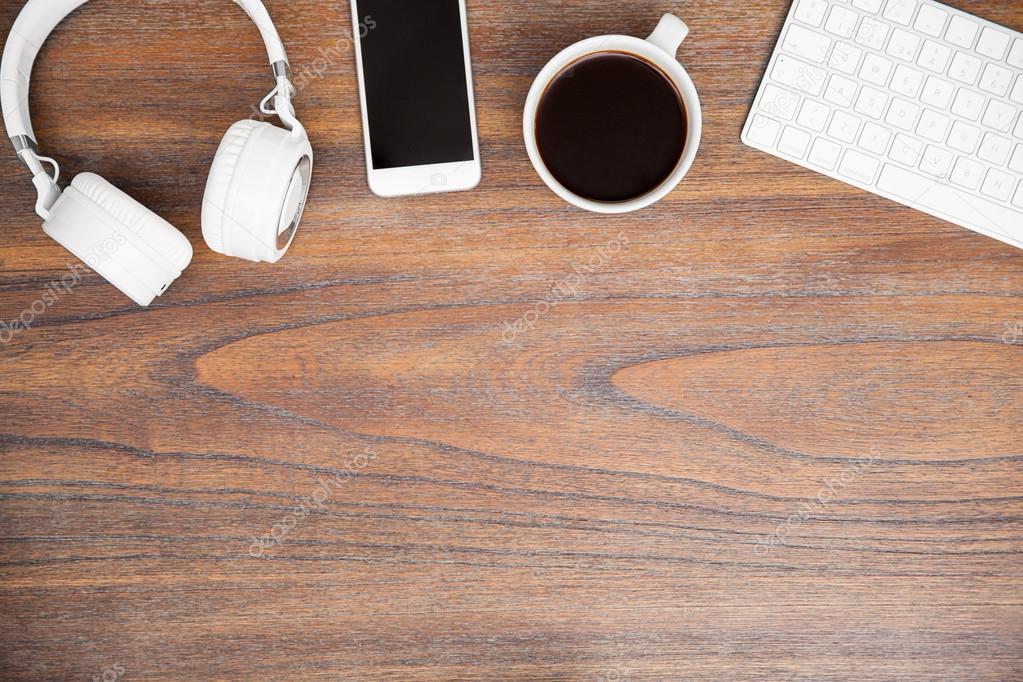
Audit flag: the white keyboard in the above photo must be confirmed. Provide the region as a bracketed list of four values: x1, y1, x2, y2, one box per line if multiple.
[743, 0, 1023, 250]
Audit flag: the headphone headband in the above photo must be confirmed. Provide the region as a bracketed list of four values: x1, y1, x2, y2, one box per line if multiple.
[1, 0, 290, 145]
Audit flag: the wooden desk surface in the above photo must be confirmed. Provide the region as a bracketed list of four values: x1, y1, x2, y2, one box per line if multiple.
[2, 0, 1022, 679]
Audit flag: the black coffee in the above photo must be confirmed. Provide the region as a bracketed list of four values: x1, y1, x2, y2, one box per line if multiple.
[535, 52, 687, 203]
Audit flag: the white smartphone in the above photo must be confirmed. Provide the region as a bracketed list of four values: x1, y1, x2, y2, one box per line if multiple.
[351, 0, 482, 197]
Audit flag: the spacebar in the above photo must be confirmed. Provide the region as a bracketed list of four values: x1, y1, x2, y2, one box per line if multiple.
[876, 164, 1023, 247]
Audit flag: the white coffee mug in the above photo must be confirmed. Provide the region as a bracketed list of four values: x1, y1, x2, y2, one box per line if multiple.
[523, 14, 702, 214]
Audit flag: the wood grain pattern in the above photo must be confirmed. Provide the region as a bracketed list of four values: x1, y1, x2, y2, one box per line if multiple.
[1, 0, 1022, 679]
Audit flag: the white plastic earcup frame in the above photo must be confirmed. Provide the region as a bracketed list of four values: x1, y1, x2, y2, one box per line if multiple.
[43, 173, 193, 307]
[202, 120, 313, 263]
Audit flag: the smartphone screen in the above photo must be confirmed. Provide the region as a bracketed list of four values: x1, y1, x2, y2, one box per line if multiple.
[356, 0, 475, 170]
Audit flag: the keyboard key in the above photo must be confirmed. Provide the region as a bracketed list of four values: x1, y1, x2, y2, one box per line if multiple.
[886, 29, 921, 62]
[945, 16, 979, 49]
[890, 134, 924, 165]
[1010, 145, 1023, 174]
[839, 148, 881, 184]
[977, 27, 1011, 60]
[824, 74, 858, 107]
[981, 169, 1015, 201]
[885, 98, 921, 131]
[982, 100, 1017, 133]
[883, 0, 916, 26]
[890, 64, 924, 97]
[951, 89, 985, 121]
[794, 0, 830, 27]
[760, 83, 801, 120]
[779, 126, 812, 158]
[951, 157, 984, 190]
[798, 99, 832, 131]
[892, 31, 924, 65]
[860, 54, 894, 86]
[809, 137, 842, 170]
[852, 0, 884, 13]
[917, 40, 952, 73]
[1016, 116, 1023, 140]
[1010, 39, 1023, 69]
[784, 24, 833, 63]
[747, 115, 782, 147]
[829, 110, 862, 143]
[772, 54, 828, 96]
[914, 5, 947, 37]
[830, 42, 863, 75]
[979, 64, 1013, 98]
[948, 120, 981, 154]
[1011, 76, 1023, 106]
[825, 5, 859, 39]
[917, 110, 950, 142]
[855, 86, 889, 118]
[878, 164, 1023, 242]
[1014, 182, 1023, 209]
[860, 121, 893, 154]
[920, 145, 955, 177]
[921, 76, 954, 109]
[856, 17, 889, 50]
[979, 133, 1013, 165]
[948, 52, 982, 85]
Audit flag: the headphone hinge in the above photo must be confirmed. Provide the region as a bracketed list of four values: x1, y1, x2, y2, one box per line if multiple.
[11, 134, 37, 163]
[11, 136, 60, 218]
[266, 60, 300, 134]
[271, 60, 291, 80]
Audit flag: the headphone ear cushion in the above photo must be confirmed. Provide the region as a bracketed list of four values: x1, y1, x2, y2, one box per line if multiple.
[202, 119, 261, 256]
[203, 119, 313, 263]
[42, 173, 193, 306]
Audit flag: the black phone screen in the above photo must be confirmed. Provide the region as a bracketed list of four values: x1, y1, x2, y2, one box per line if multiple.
[356, 0, 475, 170]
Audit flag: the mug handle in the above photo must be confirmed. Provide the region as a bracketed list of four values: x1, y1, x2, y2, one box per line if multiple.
[646, 14, 690, 56]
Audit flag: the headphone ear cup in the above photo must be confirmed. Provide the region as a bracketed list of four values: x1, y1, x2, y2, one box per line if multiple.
[42, 173, 193, 307]
[202, 119, 260, 256]
[202, 119, 313, 264]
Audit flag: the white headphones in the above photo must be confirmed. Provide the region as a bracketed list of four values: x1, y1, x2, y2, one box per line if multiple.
[1, 0, 313, 306]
